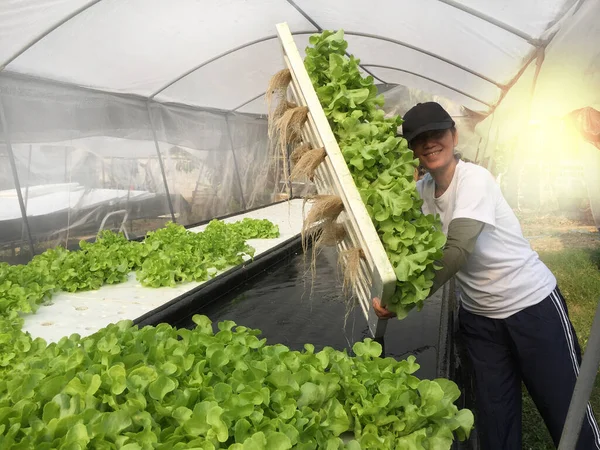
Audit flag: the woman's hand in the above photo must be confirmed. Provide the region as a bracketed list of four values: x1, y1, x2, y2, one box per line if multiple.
[372, 297, 396, 319]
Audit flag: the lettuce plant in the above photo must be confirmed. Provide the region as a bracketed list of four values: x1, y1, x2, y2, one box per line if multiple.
[304, 31, 446, 318]
[0, 316, 473, 449]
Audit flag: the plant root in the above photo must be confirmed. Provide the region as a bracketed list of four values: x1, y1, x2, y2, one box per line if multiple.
[303, 194, 344, 228]
[290, 147, 326, 181]
[290, 142, 313, 165]
[339, 247, 366, 327]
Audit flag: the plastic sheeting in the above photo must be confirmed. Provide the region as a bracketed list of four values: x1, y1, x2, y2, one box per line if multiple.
[530, 0, 600, 121]
[3, 0, 316, 96]
[475, 0, 599, 144]
[0, 0, 595, 260]
[452, 0, 578, 40]
[151, 104, 246, 223]
[0, 139, 32, 262]
[0, 73, 280, 261]
[1, 0, 580, 114]
[157, 35, 312, 112]
[471, 0, 600, 228]
[0, 0, 99, 67]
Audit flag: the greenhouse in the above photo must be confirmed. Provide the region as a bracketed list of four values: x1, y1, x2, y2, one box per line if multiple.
[1, 1, 600, 449]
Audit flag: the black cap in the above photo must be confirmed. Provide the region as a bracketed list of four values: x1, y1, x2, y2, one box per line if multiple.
[402, 102, 455, 142]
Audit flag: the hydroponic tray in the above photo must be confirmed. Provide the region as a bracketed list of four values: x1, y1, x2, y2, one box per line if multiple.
[22, 199, 305, 343]
[276, 22, 396, 338]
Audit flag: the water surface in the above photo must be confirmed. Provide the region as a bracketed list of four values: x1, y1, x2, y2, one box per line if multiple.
[182, 247, 443, 379]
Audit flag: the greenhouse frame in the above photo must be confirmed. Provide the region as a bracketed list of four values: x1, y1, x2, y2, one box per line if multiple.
[2, 0, 599, 260]
[1, 1, 600, 449]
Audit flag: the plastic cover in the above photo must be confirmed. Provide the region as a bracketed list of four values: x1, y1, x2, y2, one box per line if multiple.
[3, 0, 317, 96]
[475, 0, 599, 145]
[0, 133, 33, 263]
[451, 0, 578, 39]
[0, 0, 98, 67]
[1, 0, 577, 114]
[530, 0, 600, 120]
[156, 35, 312, 113]
[0, 74, 169, 258]
[0, 0, 591, 261]
[0, 73, 280, 260]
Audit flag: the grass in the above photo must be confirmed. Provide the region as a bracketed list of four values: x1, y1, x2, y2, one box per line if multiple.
[521, 246, 600, 449]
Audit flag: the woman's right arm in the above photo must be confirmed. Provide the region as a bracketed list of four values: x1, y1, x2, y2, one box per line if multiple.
[429, 217, 485, 295]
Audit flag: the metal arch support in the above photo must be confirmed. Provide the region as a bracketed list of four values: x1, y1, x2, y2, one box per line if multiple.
[361, 64, 494, 108]
[283, 0, 387, 84]
[438, 0, 588, 47]
[480, 0, 586, 117]
[231, 92, 266, 114]
[150, 30, 503, 102]
[231, 61, 494, 114]
[285, 0, 321, 32]
[527, 48, 546, 118]
[224, 115, 248, 211]
[289, 0, 540, 46]
[145, 102, 177, 223]
[435, 0, 540, 45]
[359, 66, 388, 85]
[344, 32, 502, 88]
[487, 49, 540, 115]
[282, 0, 503, 88]
[1, 0, 579, 112]
[0, 0, 104, 71]
[232, 67, 492, 115]
[149, 31, 315, 99]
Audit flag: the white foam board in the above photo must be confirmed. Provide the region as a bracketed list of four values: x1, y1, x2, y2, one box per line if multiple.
[22, 199, 304, 343]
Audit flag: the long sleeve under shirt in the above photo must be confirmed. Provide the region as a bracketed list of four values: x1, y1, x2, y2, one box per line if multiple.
[429, 218, 484, 295]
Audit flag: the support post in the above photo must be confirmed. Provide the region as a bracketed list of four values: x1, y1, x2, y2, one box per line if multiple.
[0, 95, 35, 257]
[558, 298, 600, 450]
[225, 115, 247, 211]
[146, 101, 177, 223]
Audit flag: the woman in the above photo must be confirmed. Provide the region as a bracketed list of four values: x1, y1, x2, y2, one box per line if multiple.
[372, 102, 600, 449]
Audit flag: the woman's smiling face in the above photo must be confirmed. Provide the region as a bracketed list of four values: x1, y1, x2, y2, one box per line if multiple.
[410, 128, 458, 173]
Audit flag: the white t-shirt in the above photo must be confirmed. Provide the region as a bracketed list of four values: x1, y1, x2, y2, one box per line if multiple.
[416, 160, 556, 319]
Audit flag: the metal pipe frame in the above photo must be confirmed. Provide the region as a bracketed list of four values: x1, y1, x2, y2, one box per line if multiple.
[0, 95, 36, 257]
[435, 0, 541, 45]
[150, 29, 502, 103]
[145, 102, 177, 223]
[232, 61, 495, 114]
[0, 0, 104, 71]
[231, 92, 267, 114]
[486, 49, 540, 115]
[283, 0, 386, 84]
[224, 115, 248, 211]
[558, 297, 600, 449]
[360, 64, 494, 107]
[0, 0, 586, 119]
